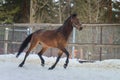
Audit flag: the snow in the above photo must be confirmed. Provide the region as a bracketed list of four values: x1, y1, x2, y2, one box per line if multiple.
[0, 53, 120, 80]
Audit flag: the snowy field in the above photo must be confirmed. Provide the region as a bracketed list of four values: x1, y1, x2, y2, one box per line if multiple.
[0, 53, 120, 80]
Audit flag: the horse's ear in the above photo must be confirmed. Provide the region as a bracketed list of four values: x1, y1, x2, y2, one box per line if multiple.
[71, 14, 77, 22]
[71, 14, 77, 17]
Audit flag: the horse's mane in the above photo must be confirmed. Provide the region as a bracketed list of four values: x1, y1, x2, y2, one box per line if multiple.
[57, 14, 77, 31]
[63, 14, 77, 25]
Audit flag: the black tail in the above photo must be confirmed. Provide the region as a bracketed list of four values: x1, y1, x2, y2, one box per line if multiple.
[16, 33, 33, 58]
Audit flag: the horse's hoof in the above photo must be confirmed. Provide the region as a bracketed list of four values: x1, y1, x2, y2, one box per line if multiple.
[48, 67, 54, 70]
[63, 64, 67, 69]
[41, 64, 45, 67]
[19, 64, 23, 67]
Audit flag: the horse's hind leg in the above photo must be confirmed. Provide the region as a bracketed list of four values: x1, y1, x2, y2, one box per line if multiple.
[38, 47, 48, 67]
[19, 41, 39, 67]
[49, 50, 63, 70]
[19, 50, 30, 67]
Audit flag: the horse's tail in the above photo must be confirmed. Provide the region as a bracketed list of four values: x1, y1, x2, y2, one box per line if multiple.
[16, 33, 33, 58]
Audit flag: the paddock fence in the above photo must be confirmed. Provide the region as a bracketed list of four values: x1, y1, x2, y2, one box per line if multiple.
[0, 23, 120, 61]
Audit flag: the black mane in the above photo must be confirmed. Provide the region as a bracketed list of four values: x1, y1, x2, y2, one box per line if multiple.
[63, 13, 77, 25]
[56, 13, 77, 32]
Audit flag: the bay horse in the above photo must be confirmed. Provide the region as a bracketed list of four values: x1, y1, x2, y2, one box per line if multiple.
[16, 14, 83, 70]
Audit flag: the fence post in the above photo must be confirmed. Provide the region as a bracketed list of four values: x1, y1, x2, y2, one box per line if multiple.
[72, 27, 76, 58]
[99, 26, 102, 61]
[4, 28, 9, 54]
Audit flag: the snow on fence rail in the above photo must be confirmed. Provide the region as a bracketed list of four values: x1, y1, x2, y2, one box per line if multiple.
[0, 24, 120, 61]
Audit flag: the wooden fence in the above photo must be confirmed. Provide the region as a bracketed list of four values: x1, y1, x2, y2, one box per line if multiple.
[0, 24, 120, 61]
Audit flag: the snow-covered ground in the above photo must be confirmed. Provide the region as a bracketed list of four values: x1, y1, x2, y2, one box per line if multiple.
[0, 53, 120, 80]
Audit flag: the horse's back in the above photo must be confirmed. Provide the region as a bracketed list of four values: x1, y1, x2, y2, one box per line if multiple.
[32, 29, 67, 48]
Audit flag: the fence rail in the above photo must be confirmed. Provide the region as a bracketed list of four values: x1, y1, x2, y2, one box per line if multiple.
[1, 23, 120, 27]
[0, 23, 120, 61]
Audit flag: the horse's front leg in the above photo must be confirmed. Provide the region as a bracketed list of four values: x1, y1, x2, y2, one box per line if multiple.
[49, 50, 63, 70]
[61, 48, 69, 69]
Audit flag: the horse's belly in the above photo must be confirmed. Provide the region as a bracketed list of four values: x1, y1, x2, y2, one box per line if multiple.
[40, 40, 58, 48]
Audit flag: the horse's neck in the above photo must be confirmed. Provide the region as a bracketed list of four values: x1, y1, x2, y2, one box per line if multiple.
[61, 20, 73, 40]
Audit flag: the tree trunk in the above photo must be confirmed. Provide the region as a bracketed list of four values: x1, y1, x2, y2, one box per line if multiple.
[108, 0, 112, 23]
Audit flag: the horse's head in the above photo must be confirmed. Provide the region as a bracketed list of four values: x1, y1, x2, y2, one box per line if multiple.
[71, 14, 83, 31]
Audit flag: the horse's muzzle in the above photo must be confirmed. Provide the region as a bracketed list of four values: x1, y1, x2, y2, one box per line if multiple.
[79, 23, 83, 31]
[79, 27, 83, 31]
